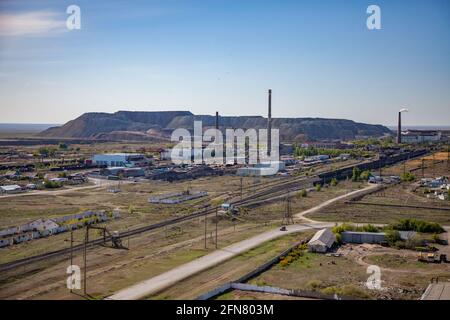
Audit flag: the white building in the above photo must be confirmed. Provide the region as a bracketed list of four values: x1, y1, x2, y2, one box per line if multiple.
[0, 185, 23, 194]
[93, 153, 151, 167]
[401, 130, 441, 143]
[307, 228, 336, 253]
[236, 161, 286, 177]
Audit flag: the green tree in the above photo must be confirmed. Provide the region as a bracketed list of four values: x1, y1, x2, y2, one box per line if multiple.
[352, 167, 361, 182]
[330, 178, 338, 186]
[400, 172, 416, 182]
[58, 142, 68, 150]
[315, 184, 322, 192]
[360, 170, 371, 181]
[297, 189, 307, 198]
[385, 229, 402, 246]
[38, 147, 50, 157]
[58, 171, 68, 178]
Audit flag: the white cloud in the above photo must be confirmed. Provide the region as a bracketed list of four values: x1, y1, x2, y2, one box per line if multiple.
[0, 10, 66, 37]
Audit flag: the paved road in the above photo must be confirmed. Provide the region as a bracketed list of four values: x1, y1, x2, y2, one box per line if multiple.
[108, 222, 333, 300]
[421, 282, 450, 300]
[108, 185, 378, 300]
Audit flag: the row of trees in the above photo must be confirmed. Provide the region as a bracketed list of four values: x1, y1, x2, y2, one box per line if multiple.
[34, 143, 76, 158]
[294, 146, 374, 158]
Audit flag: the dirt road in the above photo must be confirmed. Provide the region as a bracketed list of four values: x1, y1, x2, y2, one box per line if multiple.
[0, 177, 130, 199]
[294, 183, 380, 222]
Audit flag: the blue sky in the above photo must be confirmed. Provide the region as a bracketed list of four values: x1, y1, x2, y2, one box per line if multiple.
[0, 0, 449, 126]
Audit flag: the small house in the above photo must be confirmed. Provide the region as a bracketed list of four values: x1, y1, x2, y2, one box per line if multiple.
[308, 229, 336, 253]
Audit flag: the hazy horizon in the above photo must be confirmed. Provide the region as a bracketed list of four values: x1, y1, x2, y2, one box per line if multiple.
[1, 0, 449, 127]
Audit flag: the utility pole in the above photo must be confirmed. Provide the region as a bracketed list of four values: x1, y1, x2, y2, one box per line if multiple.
[379, 155, 382, 178]
[422, 158, 425, 178]
[433, 153, 436, 177]
[83, 226, 88, 296]
[215, 207, 218, 249]
[282, 191, 294, 226]
[204, 210, 207, 249]
[240, 177, 243, 201]
[447, 144, 450, 170]
[70, 230, 73, 293]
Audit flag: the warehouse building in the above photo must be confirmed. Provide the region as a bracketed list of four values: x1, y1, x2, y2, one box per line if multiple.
[100, 167, 145, 178]
[93, 153, 151, 167]
[341, 231, 386, 244]
[236, 161, 286, 177]
[401, 130, 442, 143]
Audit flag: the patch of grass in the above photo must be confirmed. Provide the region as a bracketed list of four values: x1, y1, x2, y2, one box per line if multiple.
[321, 284, 372, 299]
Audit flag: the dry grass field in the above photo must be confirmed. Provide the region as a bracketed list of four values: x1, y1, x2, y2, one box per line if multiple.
[308, 153, 450, 224]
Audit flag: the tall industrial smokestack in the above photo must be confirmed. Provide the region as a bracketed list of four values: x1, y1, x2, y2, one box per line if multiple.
[215, 111, 219, 130]
[267, 89, 272, 156]
[397, 108, 408, 144]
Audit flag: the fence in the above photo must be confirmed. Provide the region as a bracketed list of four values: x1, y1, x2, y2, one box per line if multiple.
[197, 238, 309, 300]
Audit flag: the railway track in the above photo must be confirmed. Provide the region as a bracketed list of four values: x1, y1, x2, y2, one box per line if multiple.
[0, 152, 423, 273]
[0, 173, 319, 273]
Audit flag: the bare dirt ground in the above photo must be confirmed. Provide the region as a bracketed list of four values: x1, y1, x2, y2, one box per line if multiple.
[217, 290, 316, 300]
[247, 243, 450, 300]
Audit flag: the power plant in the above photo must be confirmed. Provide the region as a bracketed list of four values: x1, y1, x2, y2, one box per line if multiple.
[397, 108, 408, 144]
[215, 111, 219, 130]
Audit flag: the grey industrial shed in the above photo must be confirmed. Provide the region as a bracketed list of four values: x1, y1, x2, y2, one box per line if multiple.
[341, 231, 386, 244]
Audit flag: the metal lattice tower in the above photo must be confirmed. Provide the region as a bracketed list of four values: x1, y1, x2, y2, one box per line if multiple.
[282, 191, 294, 226]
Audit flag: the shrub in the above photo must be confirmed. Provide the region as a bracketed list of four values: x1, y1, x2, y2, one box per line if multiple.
[330, 178, 338, 186]
[360, 170, 371, 181]
[352, 167, 361, 182]
[58, 171, 68, 178]
[332, 223, 355, 234]
[306, 280, 323, 290]
[432, 233, 441, 243]
[400, 172, 416, 182]
[335, 232, 342, 244]
[391, 218, 444, 233]
[332, 223, 381, 236]
[43, 180, 61, 189]
[362, 224, 379, 233]
[58, 142, 68, 150]
[297, 189, 308, 198]
[385, 229, 402, 246]
[315, 184, 322, 192]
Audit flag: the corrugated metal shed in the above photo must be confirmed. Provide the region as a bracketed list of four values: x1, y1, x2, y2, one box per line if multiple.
[341, 231, 386, 244]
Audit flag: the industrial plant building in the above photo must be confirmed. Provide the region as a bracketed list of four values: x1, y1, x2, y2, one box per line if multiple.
[401, 130, 442, 143]
[341, 231, 386, 244]
[93, 153, 151, 167]
[236, 161, 286, 176]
